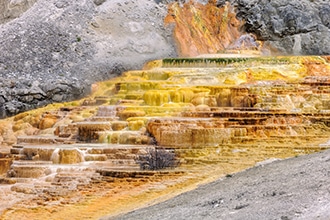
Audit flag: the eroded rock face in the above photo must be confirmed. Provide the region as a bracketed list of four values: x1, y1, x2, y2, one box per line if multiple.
[232, 0, 330, 55]
[0, 0, 38, 24]
[164, 0, 330, 55]
[0, 0, 177, 118]
[164, 1, 245, 56]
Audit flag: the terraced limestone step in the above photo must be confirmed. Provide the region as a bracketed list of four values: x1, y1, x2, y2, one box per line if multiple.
[7, 161, 53, 178]
[176, 137, 330, 166]
[2, 55, 330, 210]
[10, 144, 152, 163]
[0, 158, 13, 175]
[97, 131, 152, 145]
[17, 136, 71, 145]
[96, 169, 185, 179]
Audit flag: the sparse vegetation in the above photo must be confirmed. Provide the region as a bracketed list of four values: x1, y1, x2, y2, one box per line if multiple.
[136, 147, 179, 170]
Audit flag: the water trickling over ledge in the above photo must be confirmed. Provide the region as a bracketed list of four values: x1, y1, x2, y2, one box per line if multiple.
[1, 54, 330, 219]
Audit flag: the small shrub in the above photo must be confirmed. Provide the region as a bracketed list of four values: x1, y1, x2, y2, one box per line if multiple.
[136, 147, 179, 170]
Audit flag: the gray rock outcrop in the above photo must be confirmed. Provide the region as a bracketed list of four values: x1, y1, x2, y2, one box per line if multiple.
[0, 0, 38, 23]
[0, 0, 177, 118]
[232, 0, 330, 55]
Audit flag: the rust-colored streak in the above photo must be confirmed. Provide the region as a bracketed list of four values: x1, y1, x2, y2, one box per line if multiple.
[165, 1, 244, 57]
[303, 57, 330, 76]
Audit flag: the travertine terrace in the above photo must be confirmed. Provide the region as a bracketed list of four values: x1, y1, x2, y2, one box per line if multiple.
[1, 54, 330, 219]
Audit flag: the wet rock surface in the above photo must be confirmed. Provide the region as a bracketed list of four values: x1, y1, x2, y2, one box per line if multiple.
[1, 55, 330, 219]
[164, 1, 245, 56]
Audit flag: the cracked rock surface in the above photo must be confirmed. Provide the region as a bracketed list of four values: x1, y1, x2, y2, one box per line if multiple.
[232, 0, 330, 55]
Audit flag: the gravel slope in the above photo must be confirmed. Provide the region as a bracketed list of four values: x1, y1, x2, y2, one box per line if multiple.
[112, 149, 330, 220]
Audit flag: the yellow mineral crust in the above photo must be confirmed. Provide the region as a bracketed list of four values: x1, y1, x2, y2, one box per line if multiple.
[1, 55, 330, 219]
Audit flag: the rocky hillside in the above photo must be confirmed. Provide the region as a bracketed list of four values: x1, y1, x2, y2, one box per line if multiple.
[0, 0, 329, 118]
[0, 0, 176, 118]
[232, 0, 330, 55]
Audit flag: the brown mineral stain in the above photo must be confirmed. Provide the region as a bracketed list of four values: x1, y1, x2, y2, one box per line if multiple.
[165, 1, 245, 57]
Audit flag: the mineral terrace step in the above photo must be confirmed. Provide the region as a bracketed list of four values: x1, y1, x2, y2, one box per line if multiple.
[12, 161, 54, 165]
[96, 131, 152, 145]
[87, 116, 120, 122]
[17, 136, 70, 144]
[10, 144, 152, 164]
[14, 143, 152, 151]
[0, 177, 17, 184]
[0, 158, 13, 175]
[0, 151, 12, 158]
[7, 161, 104, 179]
[183, 158, 257, 166]
[104, 159, 138, 165]
[8, 163, 52, 178]
[175, 143, 329, 163]
[96, 169, 185, 178]
[231, 136, 330, 144]
[84, 154, 108, 161]
[10, 148, 22, 155]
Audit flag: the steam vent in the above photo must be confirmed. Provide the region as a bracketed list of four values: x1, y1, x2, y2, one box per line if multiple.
[1, 54, 330, 219]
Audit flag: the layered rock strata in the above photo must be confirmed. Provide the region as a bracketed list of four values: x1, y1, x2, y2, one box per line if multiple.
[1, 54, 330, 218]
